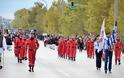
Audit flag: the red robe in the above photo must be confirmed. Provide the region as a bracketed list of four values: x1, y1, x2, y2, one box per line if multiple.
[86, 40, 90, 57]
[61, 40, 66, 57]
[69, 40, 77, 58]
[27, 38, 39, 66]
[88, 40, 94, 58]
[16, 38, 24, 59]
[114, 41, 123, 60]
[58, 39, 63, 57]
[22, 38, 27, 58]
[66, 40, 71, 58]
[14, 37, 18, 57]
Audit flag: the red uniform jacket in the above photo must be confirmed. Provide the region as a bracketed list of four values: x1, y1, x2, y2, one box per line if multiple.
[14, 37, 18, 56]
[16, 38, 24, 59]
[27, 38, 39, 65]
[58, 39, 63, 56]
[66, 40, 71, 57]
[89, 40, 94, 57]
[114, 41, 123, 60]
[70, 39, 77, 58]
[61, 40, 67, 56]
[22, 38, 27, 58]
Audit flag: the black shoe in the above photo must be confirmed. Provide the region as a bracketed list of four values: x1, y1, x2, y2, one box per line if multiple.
[18, 58, 20, 63]
[0, 66, 3, 69]
[71, 57, 73, 61]
[25, 57, 27, 60]
[105, 70, 107, 74]
[119, 62, 121, 65]
[20, 59, 22, 63]
[31, 66, 34, 72]
[118, 60, 121, 65]
[28, 65, 31, 72]
[74, 58, 76, 61]
[28, 69, 31, 72]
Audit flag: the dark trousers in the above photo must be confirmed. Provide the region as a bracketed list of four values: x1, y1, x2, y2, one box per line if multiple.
[104, 49, 113, 71]
[95, 50, 102, 68]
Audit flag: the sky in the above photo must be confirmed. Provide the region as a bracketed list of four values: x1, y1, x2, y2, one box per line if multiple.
[0, 0, 54, 19]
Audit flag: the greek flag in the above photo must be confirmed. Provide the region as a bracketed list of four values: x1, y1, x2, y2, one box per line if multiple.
[111, 21, 118, 43]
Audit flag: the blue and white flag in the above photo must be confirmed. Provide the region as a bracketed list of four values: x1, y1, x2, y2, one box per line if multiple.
[111, 21, 118, 43]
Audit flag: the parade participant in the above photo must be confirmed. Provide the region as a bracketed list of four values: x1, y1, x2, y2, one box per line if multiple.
[78, 37, 84, 52]
[70, 36, 77, 61]
[89, 38, 94, 58]
[94, 35, 103, 70]
[104, 33, 113, 74]
[86, 38, 90, 58]
[13, 34, 19, 57]
[16, 34, 24, 63]
[114, 38, 123, 65]
[27, 30, 39, 72]
[66, 37, 71, 59]
[22, 37, 27, 60]
[122, 41, 124, 53]
[44, 36, 48, 47]
[58, 37, 63, 57]
[61, 38, 67, 58]
[0, 30, 7, 69]
[4, 29, 12, 51]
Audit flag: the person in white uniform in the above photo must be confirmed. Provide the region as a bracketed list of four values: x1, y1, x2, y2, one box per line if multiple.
[94, 35, 103, 70]
[0, 30, 7, 69]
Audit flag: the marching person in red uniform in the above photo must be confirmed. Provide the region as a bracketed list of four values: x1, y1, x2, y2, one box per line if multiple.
[66, 37, 71, 59]
[68, 37, 73, 60]
[22, 37, 27, 60]
[58, 37, 63, 57]
[16, 34, 24, 63]
[61, 38, 67, 58]
[88, 38, 94, 58]
[114, 38, 123, 65]
[69, 36, 77, 61]
[86, 38, 90, 58]
[27, 30, 39, 72]
[13, 35, 18, 57]
[72, 38, 77, 61]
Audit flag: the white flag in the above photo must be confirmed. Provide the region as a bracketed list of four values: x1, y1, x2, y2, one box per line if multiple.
[99, 18, 106, 50]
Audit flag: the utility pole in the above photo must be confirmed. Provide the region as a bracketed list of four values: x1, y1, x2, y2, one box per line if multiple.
[114, 0, 118, 26]
[58, 0, 65, 16]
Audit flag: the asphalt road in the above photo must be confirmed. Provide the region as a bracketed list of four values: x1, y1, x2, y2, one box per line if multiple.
[0, 41, 124, 78]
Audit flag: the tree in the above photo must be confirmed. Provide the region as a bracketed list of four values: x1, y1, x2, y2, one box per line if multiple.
[11, 8, 31, 29]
